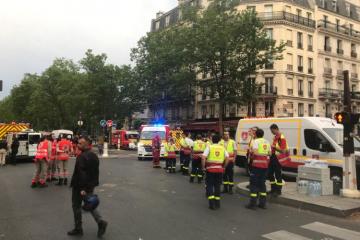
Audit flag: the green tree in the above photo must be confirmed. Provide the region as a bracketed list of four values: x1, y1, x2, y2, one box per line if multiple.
[182, 0, 285, 133]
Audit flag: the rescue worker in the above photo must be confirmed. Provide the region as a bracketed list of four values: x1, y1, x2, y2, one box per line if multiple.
[179, 133, 193, 175]
[56, 135, 72, 186]
[31, 136, 51, 188]
[246, 128, 271, 210]
[164, 138, 177, 173]
[47, 135, 58, 182]
[202, 134, 229, 210]
[269, 124, 291, 196]
[152, 134, 161, 168]
[190, 135, 206, 183]
[246, 127, 258, 189]
[219, 132, 237, 194]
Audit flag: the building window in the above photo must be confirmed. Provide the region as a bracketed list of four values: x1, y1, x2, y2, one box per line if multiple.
[325, 104, 331, 118]
[307, 12, 312, 20]
[351, 43, 357, 58]
[308, 58, 313, 74]
[297, 32, 303, 49]
[309, 104, 314, 116]
[265, 77, 274, 93]
[285, 5, 291, 13]
[308, 81, 313, 97]
[286, 29, 293, 47]
[336, 19, 340, 31]
[323, 15, 328, 26]
[165, 15, 170, 27]
[298, 80, 304, 96]
[297, 55, 303, 72]
[324, 36, 331, 51]
[210, 104, 215, 118]
[155, 21, 160, 30]
[286, 53, 293, 70]
[298, 103, 304, 117]
[266, 28, 273, 40]
[325, 58, 331, 68]
[338, 60, 343, 70]
[265, 102, 274, 117]
[287, 78, 293, 95]
[308, 35, 313, 51]
[201, 87, 207, 100]
[325, 80, 331, 89]
[264, 5, 273, 18]
[201, 105, 207, 119]
[337, 40, 343, 54]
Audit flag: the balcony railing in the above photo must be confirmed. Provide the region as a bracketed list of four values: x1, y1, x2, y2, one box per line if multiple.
[286, 40, 292, 47]
[287, 89, 293, 95]
[317, 20, 360, 39]
[351, 73, 358, 79]
[324, 46, 332, 52]
[257, 11, 316, 28]
[297, 43, 303, 49]
[298, 66, 303, 72]
[323, 68, 332, 76]
[308, 45, 313, 51]
[308, 92, 314, 98]
[258, 86, 278, 96]
[287, 64, 293, 71]
[351, 51, 358, 58]
[308, 68, 313, 74]
[337, 48, 344, 55]
[298, 90, 304, 96]
[319, 88, 342, 98]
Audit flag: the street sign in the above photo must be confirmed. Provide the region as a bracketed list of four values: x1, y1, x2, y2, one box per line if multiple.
[107, 120, 113, 127]
[100, 120, 107, 127]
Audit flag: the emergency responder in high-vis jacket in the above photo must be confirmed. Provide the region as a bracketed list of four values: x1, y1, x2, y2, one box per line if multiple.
[246, 129, 271, 210]
[190, 135, 206, 183]
[56, 135, 72, 186]
[179, 133, 193, 175]
[164, 138, 177, 173]
[219, 132, 237, 194]
[31, 136, 51, 188]
[269, 124, 291, 196]
[47, 135, 58, 182]
[202, 134, 229, 210]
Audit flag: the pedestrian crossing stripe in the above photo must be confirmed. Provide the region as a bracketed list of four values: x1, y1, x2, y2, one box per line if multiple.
[262, 222, 360, 240]
[0, 124, 29, 139]
[301, 222, 360, 240]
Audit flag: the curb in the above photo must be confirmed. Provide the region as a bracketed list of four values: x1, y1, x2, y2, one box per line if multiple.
[236, 183, 360, 218]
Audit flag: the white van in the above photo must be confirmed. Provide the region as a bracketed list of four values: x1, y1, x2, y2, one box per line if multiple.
[52, 129, 73, 139]
[137, 125, 170, 160]
[7, 130, 42, 159]
[235, 117, 360, 179]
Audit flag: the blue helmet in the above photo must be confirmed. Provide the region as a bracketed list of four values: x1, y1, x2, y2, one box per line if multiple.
[82, 194, 100, 211]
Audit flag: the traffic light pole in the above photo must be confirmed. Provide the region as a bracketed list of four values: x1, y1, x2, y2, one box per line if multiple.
[341, 70, 360, 198]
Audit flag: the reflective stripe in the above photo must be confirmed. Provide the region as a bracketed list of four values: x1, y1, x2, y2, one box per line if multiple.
[214, 196, 221, 200]
[250, 193, 257, 197]
[191, 174, 196, 177]
[197, 175, 203, 177]
[228, 182, 234, 185]
[223, 181, 229, 185]
[206, 165, 223, 169]
[252, 160, 268, 164]
[260, 192, 267, 196]
[276, 180, 285, 186]
[208, 195, 215, 200]
[270, 181, 276, 184]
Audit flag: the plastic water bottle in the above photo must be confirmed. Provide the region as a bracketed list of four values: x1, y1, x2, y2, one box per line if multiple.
[297, 180, 308, 194]
[308, 181, 321, 197]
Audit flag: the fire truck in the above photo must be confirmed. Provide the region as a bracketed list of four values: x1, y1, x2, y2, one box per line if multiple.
[111, 130, 139, 150]
[0, 122, 30, 140]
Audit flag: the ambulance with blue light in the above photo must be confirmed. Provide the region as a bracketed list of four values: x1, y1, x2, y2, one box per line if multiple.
[137, 124, 170, 160]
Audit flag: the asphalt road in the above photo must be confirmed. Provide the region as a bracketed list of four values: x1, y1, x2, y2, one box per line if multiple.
[0, 150, 359, 240]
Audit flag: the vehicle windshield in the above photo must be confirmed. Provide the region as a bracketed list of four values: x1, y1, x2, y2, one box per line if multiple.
[323, 128, 360, 151]
[17, 134, 28, 141]
[126, 134, 139, 140]
[140, 131, 165, 140]
[29, 135, 41, 144]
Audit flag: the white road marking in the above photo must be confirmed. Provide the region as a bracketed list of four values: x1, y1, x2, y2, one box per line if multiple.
[262, 230, 312, 240]
[301, 222, 360, 240]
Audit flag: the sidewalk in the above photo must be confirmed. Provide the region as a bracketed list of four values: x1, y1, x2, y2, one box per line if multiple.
[236, 182, 360, 218]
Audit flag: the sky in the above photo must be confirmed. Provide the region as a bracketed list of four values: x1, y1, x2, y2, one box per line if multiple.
[0, 0, 178, 99]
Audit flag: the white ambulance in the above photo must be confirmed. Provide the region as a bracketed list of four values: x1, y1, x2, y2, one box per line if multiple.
[235, 117, 360, 179]
[6, 130, 42, 160]
[137, 125, 170, 160]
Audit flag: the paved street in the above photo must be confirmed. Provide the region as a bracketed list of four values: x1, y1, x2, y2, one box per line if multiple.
[0, 150, 359, 240]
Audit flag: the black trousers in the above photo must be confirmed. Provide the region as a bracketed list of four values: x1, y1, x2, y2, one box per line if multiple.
[179, 151, 184, 169]
[206, 172, 222, 201]
[10, 151, 17, 165]
[249, 167, 267, 206]
[166, 158, 176, 170]
[268, 154, 283, 192]
[182, 153, 191, 173]
[190, 159, 203, 179]
[72, 188, 102, 229]
[223, 162, 234, 186]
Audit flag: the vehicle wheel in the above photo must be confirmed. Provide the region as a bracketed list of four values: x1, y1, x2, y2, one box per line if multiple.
[138, 157, 142, 161]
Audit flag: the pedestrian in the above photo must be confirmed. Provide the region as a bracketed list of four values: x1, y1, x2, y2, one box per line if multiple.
[31, 136, 51, 188]
[46, 135, 58, 182]
[56, 135, 72, 186]
[10, 135, 19, 165]
[68, 136, 108, 237]
[97, 136, 104, 156]
[201, 134, 229, 210]
[269, 124, 291, 196]
[0, 139, 8, 167]
[219, 131, 237, 194]
[180, 132, 193, 175]
[164, 138, 177, 173]
[246, 128, 271, 210]
[190, 135, 206, 183]
[152, 134, 161, 168]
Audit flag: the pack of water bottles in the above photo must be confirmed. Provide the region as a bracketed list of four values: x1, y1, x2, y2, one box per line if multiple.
[304, 159, 328, 169]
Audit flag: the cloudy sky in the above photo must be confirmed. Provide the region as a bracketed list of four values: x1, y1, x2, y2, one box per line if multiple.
[0, 0, 178, 99]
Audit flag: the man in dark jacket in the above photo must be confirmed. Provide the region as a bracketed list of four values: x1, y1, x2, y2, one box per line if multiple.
[68, 136, 108, 237]
[10, 136, 19, 165]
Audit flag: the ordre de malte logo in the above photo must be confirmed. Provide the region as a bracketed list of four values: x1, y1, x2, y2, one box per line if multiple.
[215, 151, 220, 157]
[241, 131, 248, 141]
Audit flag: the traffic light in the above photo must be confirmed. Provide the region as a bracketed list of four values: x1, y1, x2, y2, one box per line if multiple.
[0, 80, 2, 92]
[334, 112, 349, 124]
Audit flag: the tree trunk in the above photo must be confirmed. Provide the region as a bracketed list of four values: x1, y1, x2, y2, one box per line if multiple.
[218, 100, 224, 136]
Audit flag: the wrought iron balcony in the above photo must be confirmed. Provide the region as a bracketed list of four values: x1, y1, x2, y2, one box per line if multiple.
[337, 48, 344, 55]
[257, 86, 278, 98]
[298, 90, 304, 96]
[297, 43, 303, 49]
[323, 68, 333, 77]
[318, 20, 360, 39]
[324, 46, 332, 52]
[287, 64, 293, 71]
[298, 66, 303, 72]
[308, 68, 313, 74]
[319, 88, 342, 99]
[351, 51, 358, 58]
[257, 11, 316, 28]
[308, 91, 314, 98]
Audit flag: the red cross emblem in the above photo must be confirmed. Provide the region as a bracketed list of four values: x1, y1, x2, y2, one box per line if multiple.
[241, 131, 248, 141]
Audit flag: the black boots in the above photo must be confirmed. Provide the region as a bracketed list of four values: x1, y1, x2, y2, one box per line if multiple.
[97, 220, 108, 238]
[208, 199, 215, 210]
[228, 186, 233, 194]
[63, 178, 68, 185]
[245, 197, 257, 210]
[31, 182, 37, 188]
[222, 185, 229, 193]
[189, 176, 194, 183]
[67, 228, 83, 236]
[56, 178, 63, 186]
[198, 177, 202, 184]
[214, 200, 220, 209]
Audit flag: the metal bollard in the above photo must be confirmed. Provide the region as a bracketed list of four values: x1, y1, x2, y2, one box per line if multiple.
[117, 138, 121, 151]
[102, 142, 109, 158]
